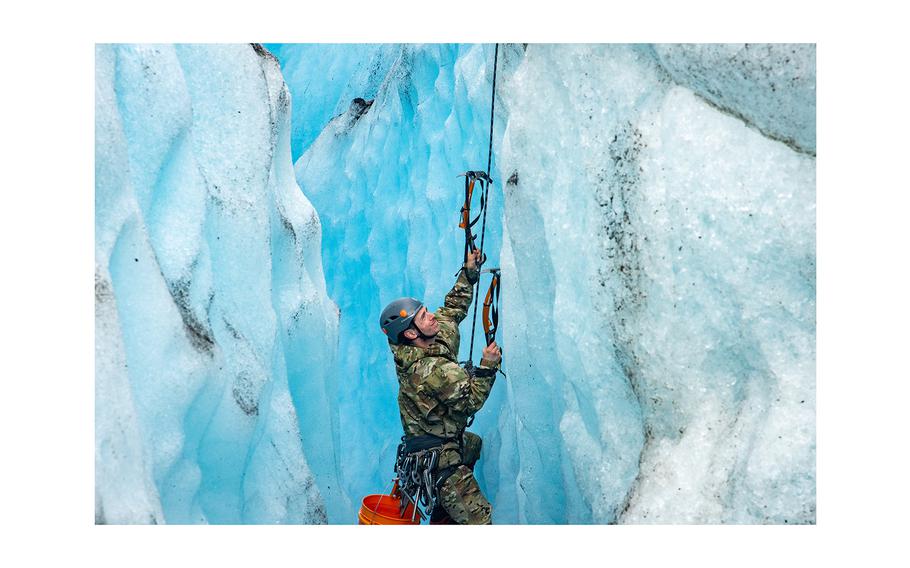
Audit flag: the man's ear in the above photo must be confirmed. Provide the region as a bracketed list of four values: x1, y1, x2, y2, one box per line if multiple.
[402, 328, 418, 340]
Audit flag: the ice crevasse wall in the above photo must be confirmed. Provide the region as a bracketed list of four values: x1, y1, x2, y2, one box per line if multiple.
[95, 43, 815, 524]
[95, 44, 343, 524]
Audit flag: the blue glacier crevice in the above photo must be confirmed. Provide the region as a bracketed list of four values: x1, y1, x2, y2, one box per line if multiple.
[96, 43, 815, 524]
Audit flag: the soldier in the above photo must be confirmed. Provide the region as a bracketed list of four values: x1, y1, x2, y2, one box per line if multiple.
[380, 249, 501, 524]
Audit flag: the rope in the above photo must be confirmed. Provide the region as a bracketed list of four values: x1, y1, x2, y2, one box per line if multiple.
[467, 43, 499, 366]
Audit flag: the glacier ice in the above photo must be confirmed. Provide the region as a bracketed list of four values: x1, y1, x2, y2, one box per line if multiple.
[262, 44, 400, 161]
[95, 43, 341, 523]
[96, 43, 815, 524]
[653, 44, 816, 155]
[495, 44, 815, 523]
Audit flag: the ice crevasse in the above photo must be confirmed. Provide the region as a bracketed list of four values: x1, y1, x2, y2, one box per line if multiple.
[95, 43, 815, 524]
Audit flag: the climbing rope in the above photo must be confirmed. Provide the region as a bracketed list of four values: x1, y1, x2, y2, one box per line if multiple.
[466, 43, 500, 368]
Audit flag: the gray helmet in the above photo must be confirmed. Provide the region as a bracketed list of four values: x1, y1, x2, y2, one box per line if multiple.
[380, 297, 424, 344]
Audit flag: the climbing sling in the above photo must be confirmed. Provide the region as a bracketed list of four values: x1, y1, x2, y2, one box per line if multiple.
[457, 170, 493, 269]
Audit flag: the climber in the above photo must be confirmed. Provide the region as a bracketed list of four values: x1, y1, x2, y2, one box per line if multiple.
[380, 248, 501, 524]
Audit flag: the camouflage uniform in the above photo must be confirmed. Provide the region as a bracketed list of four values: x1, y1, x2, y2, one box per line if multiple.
[389, 267, 500, 524]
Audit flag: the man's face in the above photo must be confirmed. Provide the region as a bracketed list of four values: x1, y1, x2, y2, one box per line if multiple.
[413, 306, 439, 337]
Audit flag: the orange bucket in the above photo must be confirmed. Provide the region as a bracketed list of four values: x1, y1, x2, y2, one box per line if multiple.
[358, 493, 421, 525]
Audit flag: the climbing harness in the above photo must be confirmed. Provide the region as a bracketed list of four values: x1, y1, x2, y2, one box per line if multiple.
[393, 434, 465, 521]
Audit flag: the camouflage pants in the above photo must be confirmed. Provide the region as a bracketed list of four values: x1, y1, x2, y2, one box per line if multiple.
[435, 432, 492, 525]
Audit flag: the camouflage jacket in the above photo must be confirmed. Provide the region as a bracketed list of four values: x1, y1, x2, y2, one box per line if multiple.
[389, 267, 499, 465]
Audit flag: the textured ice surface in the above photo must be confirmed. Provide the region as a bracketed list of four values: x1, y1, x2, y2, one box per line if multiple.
[497, 44, 815, 523]
[94, 44, 340, 523]
[653, 44, 816, 155]
[262, 44, 398, 160]
[96, 43, 815, 524]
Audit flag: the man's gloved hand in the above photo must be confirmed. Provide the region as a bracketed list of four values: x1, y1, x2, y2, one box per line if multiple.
[465, 248, 483, 271]
[481, 341, 501, 366]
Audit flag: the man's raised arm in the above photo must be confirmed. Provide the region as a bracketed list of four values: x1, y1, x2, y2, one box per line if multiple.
[436, 249, 482, 324]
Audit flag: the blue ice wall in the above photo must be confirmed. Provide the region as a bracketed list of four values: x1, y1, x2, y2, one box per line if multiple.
[95, 44, 343, 523]
[283, 43, 509, 516]
[262, 44, 399, 161]
[96, 43, 815, 524]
